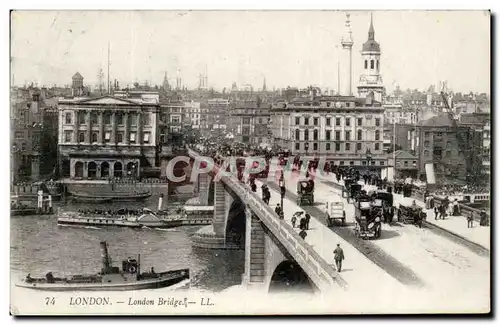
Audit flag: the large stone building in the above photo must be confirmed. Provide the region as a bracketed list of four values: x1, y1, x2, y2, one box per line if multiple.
[230, 100, 271, 145]
[271, 94, 386, 169]
[57, 95, 158, 179]
[207, 98, 230, 130]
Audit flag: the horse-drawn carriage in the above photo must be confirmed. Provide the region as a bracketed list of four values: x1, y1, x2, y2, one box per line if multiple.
[326, 201, 346, 227]
[398, 204, 426, 227]
[354, 198, 383, 239]
[296, 179, 314, 206]
[343, 178, 362, 203]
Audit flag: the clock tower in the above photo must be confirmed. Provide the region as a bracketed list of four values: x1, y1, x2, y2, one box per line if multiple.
[357, 13, 385, 102]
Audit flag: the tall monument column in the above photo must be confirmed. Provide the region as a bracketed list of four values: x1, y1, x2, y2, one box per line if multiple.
[341, 12, 354, 96]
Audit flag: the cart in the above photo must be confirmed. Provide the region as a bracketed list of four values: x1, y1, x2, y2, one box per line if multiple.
[326, 201, 346, 227]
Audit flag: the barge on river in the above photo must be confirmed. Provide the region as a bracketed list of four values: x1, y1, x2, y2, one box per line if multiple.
[57, 208, 212, 229]
[16, 241, 189, 291]
[69, 190, 152, 202]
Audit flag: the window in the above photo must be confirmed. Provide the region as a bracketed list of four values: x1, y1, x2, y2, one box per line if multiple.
[376, 60, 380, 70]
[130, 132, 136, 144]
[350, 161, 354, 166]
[91, 113, 98, 124]
[445, 150, 451, 157]
[345, 118, 351, 127]
[357, 118, 362, 126]
[364, 60, 368, 69]
[21, 142, 27, 151]
[143, 114, 150, 126]
[436, 132, 443, 137]
[326, 117, 331, 126]
[314, 117, 319, 126]
[104, 132, 111, 143]
[404, 161, 409, 167]
[243, 118, 250, 124]
[295, 143, 300, 150]
[78, 111, 86, 124]
[327, 102, 331, 107]
[413, 161, 417, 166]
[339, 161, 344, 165]
[78, 132, 85, 143]
[356, 143, 362, 151]
[424, 150, 429, 156]
[375, 118, 380, 127]
[424, 141, 430, 147]
[380, 161, 385, 166]
[424, 132, 430, 138]
[370, 60, 374, 69]
[375, 130, 380, 141]
[117, 132, 124, 144]
[295, 117, 300, 125]
[304, 117, 309, 125]
[104, 113, 111, 125]
[326, 143, 331, 151]
[304, 130, 309, 141]
[326, 130, 331, 141]
[130, 114, 137, 126]
[116, 114, 124, 125]
[313, 143, 318, 151]
[336, 117, 341, 126]
[91, 132, 98, 143]
[15, 131, 23, 138]
[171, 116, 180, 124]
[64, 131, 72, 143]
[65, 112, 72, 124]
[259, 118, 263, 124]
[335, 143, 341, 151]
[371, 161, 375, 166]
[335, 131, 341, 141]
[375, 143, 380, 150]
[295, 129, 300, 140]
[362, 161, 367, 166]
[345, 143, 351, 151]
[160, 134, 166, 143]
[345, 131, 351, 141]
[313, 129, 318, 141]
[357, 129, 362, 140]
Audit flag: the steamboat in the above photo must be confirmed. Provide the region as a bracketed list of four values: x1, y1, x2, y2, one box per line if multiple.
[57, 208, 212, 229]
[16, 241, 190, 291]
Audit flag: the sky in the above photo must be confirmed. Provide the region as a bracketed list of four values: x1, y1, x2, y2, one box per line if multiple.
[10, 10, 490, 94]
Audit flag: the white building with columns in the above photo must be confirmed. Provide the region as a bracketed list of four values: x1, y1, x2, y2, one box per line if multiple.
[57, 95, 158, 179]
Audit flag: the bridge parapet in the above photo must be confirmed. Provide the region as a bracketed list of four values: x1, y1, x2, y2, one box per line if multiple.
[187, 147, 348, 291]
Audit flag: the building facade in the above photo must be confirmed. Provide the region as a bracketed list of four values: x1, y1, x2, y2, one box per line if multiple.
[387, 150, 418, 179]
[58, 95, 158, 179]
[271, 94, 386, 169]
[231, 100, 271, 145]
[207, 98, 230, 130]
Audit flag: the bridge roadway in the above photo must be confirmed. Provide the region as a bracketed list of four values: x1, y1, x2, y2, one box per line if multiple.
[261, 170, 489, 306]
[187, 148, 347, 292]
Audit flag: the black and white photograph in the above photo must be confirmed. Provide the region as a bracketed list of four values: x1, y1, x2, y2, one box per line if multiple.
[8, 9, 491, 315]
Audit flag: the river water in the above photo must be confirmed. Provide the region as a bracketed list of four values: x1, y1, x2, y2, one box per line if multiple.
[10, 195, 245, 292]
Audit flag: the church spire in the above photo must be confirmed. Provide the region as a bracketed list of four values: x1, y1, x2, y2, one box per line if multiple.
[368, 13, 375, 40]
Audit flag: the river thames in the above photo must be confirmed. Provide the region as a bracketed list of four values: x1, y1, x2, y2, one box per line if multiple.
[10, 195, 244, 292]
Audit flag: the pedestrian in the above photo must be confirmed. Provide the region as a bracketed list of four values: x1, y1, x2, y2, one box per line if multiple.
[299, 229, 307, 240]
[434, 206, 439, 220]
[333, 244, 345, 272]
[305, 213, 311, 230]
[299, 217, 307, 230]
[275, 204, 282, 216]
[479, 210, 488, 226]
[291, 215, 297, 228]
[467, 214, 474, 228]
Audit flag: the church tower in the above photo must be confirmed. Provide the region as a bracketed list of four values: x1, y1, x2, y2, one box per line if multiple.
[357, 13, 385, 102]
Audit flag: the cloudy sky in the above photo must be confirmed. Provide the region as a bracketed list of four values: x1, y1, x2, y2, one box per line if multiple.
[10, 10, 490, 94]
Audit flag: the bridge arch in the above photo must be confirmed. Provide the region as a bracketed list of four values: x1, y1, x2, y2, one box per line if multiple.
[225, 199, 246, 249]
[268, 260, 315, 293]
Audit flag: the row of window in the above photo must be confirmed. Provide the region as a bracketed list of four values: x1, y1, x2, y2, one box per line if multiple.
[364, 59, 380, 70]
[294, 116, 381, 127]
[242, 118, 266, 124]
[63, 130, 151, 144]
[64, 112, 151, 126]
[294, 142, 381, 151]
[294, 129, 381, 141]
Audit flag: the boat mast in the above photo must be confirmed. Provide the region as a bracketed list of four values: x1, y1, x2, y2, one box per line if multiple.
[137, 254, 141, 278]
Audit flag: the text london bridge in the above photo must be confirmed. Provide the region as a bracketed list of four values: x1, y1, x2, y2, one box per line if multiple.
[69, 296, 214, 307]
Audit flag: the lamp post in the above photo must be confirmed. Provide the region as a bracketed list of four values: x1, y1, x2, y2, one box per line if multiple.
[279, 170, 285, 220]
[304, 142, 309, 160]
[366, 148, 372, 171]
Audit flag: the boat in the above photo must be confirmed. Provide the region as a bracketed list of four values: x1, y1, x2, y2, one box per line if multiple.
[16, 241, 190, 291]
[71, 196, 112, 204]
[57, 208, 186, 229]
[70, 190, 152, 202]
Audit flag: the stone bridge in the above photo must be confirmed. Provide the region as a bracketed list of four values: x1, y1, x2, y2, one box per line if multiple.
[187, 148, 347, 293]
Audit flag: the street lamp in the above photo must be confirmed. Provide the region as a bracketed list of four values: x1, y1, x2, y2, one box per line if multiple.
[366, 148, 372, 171]
[305, 142, 309, 159]
[279, 170, 285, 219]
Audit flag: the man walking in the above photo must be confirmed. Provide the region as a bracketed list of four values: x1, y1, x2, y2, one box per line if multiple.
[333, 244, 345, 272]
[305, 213, 311, 230]
[467, 214, 474, 228]
[274, 204, 282, 217]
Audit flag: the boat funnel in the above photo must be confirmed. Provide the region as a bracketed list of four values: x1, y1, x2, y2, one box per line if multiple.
[100, 241, 111, 273]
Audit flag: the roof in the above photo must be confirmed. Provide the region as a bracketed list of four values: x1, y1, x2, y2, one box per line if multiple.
[72, 72, 83, 80]
[459, 113, 490, 125]
[394, 150, 417, 160]
[362, 14, 380, 52]
[419, 114, 455, 127]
